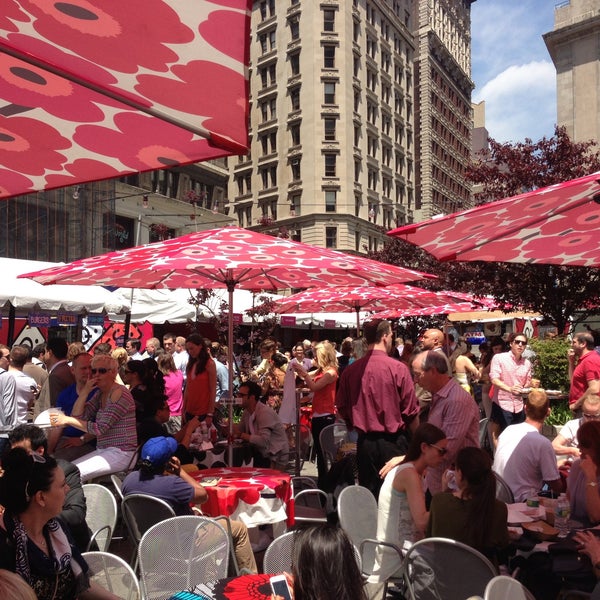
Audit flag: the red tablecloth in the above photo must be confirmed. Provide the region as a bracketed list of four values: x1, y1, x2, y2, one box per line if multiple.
[191, 467, 293, 528]
[192, 573, 273, 599]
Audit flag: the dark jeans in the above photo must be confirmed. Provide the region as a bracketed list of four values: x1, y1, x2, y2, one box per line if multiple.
[0, 437, 10, 463]
[357, 430, 410, 500]
[311, 414, 336, 489]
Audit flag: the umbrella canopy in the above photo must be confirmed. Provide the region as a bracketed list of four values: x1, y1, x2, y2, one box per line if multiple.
[272, 285, 478, 334]
[369, 299, 497, 320]
[19, 226, 434, 290]
[19, 225, 433, 466]
[0, 1, 251, 198]
[388, 172, 600, 267]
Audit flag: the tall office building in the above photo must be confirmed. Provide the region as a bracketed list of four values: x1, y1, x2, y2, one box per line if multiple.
[228, 0, 417, 253]
[412, 0, 475, 221]
[544, 0, 600, 144]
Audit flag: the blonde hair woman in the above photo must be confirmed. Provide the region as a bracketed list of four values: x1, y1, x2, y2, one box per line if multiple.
[291, 341, 338, 487]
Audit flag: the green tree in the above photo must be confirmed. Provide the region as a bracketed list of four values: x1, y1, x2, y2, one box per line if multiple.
[369, 126, 600, 331]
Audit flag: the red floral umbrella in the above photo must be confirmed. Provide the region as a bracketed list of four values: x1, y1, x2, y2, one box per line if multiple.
[272, 285, 480, 334]
[0, 1, 251, 198]
[388, 172, 600, 267]
[370, 298, 497, 320]
[20, 225, 433, 460]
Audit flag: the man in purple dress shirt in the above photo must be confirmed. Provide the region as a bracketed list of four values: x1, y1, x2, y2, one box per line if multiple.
[336, 319, 419, 499]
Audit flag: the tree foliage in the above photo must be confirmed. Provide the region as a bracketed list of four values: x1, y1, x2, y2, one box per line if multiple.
[369, 126, 600, 331]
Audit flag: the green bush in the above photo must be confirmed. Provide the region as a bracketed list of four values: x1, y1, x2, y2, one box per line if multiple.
[545, 399, 571, 427]
[529, 338, 570, 393]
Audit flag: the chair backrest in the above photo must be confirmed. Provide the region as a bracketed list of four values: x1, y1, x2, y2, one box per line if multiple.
[263, 531, 297, 574]
[319, 422, 348, 471]
[121, 493, 176, 546]
[402, 537, 497, 600]
[493, 472, 515, 504]
[82, 551, 141, 600]
[484, 575, 536, 600]
[337, 485, 379, 572]
[110, 474, 124, 502]
[138, 516, 230, 600]
[82, 483, 117, 552]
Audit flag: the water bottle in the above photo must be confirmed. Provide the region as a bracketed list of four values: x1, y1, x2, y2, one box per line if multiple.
[554, 493, 570, 537]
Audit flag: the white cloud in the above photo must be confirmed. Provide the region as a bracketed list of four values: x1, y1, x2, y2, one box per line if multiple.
[473, 61, 556, 143]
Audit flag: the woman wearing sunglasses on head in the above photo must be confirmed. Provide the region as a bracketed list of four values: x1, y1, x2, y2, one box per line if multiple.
[50, 354, 137, 482]
[426, 446, 509, 563]
[375, 423, 447, 580]
[0, 448, 118, 599]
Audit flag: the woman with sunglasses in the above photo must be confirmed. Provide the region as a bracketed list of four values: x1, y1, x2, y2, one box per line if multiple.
[51, 354, 137, 481]
[375, 423, 447, 580]
[0, 448, 117, 599]
[426, 446, 509, 562]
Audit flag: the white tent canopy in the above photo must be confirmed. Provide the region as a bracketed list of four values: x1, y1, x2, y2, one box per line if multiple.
[2, 258, 130, 316]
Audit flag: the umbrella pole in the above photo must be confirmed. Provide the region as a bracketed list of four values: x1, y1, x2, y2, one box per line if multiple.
[227, 281, 235, 467]
[355, 306, 360, 337]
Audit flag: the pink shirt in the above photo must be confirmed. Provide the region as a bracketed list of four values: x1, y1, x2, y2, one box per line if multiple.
[490, 351, 532, 413]
[164, 370, 184, 416]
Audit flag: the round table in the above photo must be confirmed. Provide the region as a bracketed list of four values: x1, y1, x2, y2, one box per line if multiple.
[190, 573, 273, 600]
[191, 467, 293, 528]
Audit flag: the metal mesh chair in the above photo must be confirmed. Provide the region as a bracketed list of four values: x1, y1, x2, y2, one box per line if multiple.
[401, 537, 497, 600]
[484, 575, 536, 600]
[82, 551, 141, 600]
[292, 476, 328, 523]
[286, 424, 313, 475]
[82, 483, 117, 552]
[319, 422, 349, 472]
[493, 472, 515, 504]
[263, 530, 297, 574]
[138, 516, 230, 600]
[121, 493, 176, 568]
[337, 485, 403, 596]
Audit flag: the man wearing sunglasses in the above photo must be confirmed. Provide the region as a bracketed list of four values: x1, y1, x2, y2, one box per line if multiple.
[489, 333, 532, 446]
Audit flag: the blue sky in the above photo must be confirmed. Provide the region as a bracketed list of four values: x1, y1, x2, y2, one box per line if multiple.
[471, 0, 557, 144]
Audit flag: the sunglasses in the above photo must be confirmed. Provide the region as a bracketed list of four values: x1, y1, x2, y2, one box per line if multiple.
[513, 340, 527, 346]
[91, 367, 110, 375]
[584, 413, 600, 420]
[429, 443, 448, 456]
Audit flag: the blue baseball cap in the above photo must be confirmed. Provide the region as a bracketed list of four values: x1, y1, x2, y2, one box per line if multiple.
[141, 436, 178, 468]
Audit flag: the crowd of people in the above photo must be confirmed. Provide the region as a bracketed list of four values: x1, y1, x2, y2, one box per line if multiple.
[0, 322, 599, 599]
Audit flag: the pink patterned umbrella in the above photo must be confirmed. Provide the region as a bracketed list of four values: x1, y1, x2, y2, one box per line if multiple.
[388, 173, 600, 267]
[272, 285, 481, 334]
[20, 225, 433, 460]
[370, 299, 498, 320]
[0, 1, 251, 198]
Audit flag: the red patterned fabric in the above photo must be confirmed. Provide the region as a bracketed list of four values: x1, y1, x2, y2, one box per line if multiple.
[389, 173, 600, 267]
[273, 284, 488, 315]
[19, 226, 433, 290]
[190, 467, 293, 526]
[0, 1, 252, 198]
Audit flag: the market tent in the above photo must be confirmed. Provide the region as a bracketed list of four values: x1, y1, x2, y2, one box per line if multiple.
[1, 257, 129, 315]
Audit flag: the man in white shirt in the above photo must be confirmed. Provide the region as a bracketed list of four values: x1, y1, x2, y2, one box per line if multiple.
[493, 389, 563, 502]
[173, 336, 189, 382]
[552, 394, 600, 459]
[7, 345, 36, 424]
[0, 345, 17, 456]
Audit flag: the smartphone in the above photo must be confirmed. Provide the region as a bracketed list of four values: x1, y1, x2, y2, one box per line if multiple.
[270, 575, 293, 600]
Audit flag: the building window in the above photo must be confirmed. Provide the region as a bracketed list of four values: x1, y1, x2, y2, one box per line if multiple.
[290, 87, 300, 111]
[325, 190, 336, 212]
[324, 82, 336, 104]
[291, 157, 301, 181]
[290, 122, 301, 146]
[289, 52, 300, 76]
[289, 17, 299, 39]
[323, 45, 335, 69]
[324, 154, 336, 177]
[259, 0, 275, 20]
[325, 227, 337, 249]
[289, 193, 301, 216]
[324, 118, 336, 141]
[323, 9, 335, 32]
